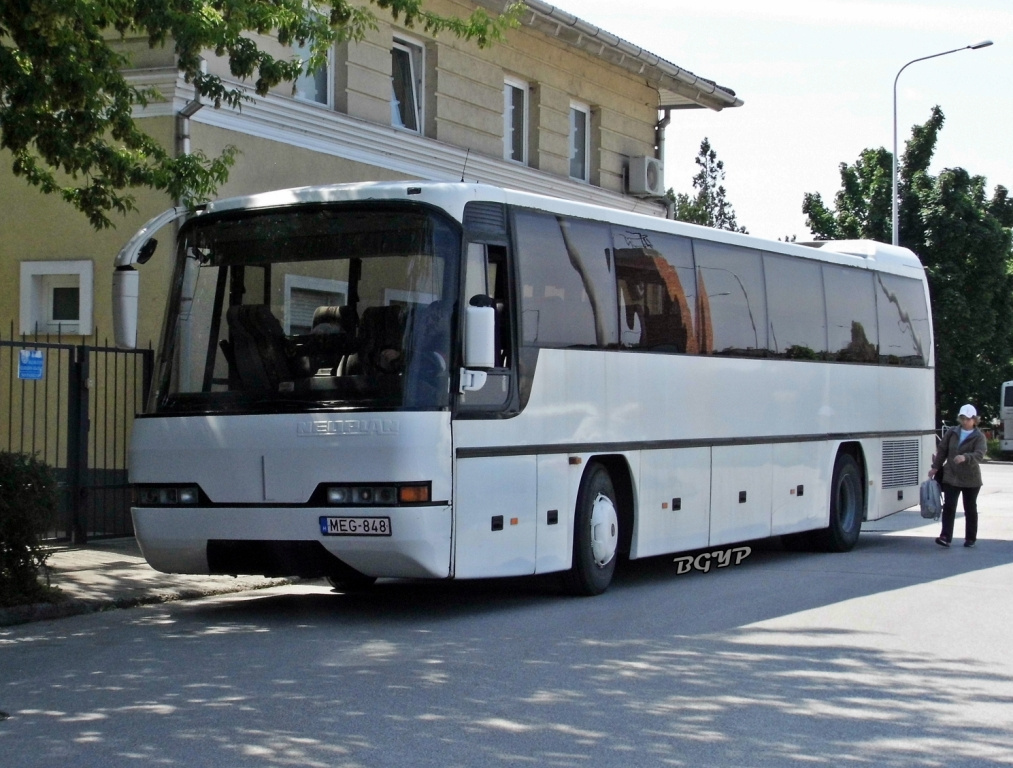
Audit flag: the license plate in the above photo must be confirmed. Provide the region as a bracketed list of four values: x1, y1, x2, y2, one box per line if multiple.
[320, 516, 392, 537]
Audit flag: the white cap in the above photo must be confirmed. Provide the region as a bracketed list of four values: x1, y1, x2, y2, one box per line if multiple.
[958, 404, 977, 419]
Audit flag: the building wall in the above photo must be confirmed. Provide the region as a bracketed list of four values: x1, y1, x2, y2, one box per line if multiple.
[279, 0, 661, 187]
[335, 28, 391, 124]
[529, 83, 571, 177]
[0, 115, 176, 348]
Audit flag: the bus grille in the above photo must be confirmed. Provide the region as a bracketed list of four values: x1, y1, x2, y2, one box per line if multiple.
[882, 440, 920, 488]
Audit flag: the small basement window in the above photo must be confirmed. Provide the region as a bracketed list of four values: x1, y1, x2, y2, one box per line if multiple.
[20, 260, 93, 336]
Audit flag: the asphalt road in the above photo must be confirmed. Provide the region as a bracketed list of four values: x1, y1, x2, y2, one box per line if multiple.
[3, 466, 1013, 767]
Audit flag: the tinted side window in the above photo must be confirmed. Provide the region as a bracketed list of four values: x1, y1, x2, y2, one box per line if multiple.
[876, 273, 929, 366]
[824, 264, 878, 363]
[613, 228, 697, 352]
[764, 253, 827, 360]
[514, 209, 617, 347]
[694, 241, 768, 356]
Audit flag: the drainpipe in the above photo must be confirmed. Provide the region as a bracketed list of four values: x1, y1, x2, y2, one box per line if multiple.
[657, 108, 675, 219]
[175, 59, 206, 159]
[176, 97, 203, 158]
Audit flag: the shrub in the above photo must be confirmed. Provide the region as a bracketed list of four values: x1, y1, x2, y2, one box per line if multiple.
[0, 452, 58, 607]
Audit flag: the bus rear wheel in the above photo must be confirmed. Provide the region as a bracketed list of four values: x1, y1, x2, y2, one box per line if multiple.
[562, 462, 619, 596]
[815, 452, 864, 552]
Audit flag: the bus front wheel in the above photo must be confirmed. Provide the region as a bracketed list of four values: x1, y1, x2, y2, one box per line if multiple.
[816, 452, 864, 552]
[563, 462, 619, 596]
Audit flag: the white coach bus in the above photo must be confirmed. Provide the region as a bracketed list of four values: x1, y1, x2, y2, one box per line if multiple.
[113, 181, 935, 595]
[1000, 381, 1013, 454]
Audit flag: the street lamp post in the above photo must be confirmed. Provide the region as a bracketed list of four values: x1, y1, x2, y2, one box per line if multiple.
[891, 40, 993, 246]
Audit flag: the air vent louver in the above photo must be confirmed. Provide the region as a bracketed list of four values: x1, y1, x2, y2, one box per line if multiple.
[882, 440, 920, 488]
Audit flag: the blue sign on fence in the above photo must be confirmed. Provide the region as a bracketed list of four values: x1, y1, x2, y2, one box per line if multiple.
[18, 349, 45, 380]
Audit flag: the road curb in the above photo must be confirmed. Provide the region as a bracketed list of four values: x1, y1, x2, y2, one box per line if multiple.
[0, 578, 300, 628]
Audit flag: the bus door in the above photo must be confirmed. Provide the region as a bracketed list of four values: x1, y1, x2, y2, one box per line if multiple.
[452, 235, 539, 577]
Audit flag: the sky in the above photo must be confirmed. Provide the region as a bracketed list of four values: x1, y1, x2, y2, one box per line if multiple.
[552, 0, 1012, 241]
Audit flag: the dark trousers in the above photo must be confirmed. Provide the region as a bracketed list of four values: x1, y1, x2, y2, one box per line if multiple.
[940, 484, 980, 543]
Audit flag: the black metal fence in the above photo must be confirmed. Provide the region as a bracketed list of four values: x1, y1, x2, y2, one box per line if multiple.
[1, 323, 153, 542]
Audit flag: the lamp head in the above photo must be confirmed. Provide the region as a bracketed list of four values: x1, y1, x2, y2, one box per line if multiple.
[969, 40, 993, 50]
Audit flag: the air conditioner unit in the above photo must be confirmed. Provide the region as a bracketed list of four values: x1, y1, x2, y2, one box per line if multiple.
[628, 156, 665, 197]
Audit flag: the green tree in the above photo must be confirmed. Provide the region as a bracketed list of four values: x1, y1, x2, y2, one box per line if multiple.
[668, 137, 747, 233]
[0, 1, 519, 229]
[0, 451, 58, 607]
[803, 107, 1013, 422]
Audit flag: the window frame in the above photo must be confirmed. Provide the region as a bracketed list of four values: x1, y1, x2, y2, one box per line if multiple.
[874, 272, 930, 366]
[19, 260, 93, 336]
[762, 251, 828, 360]
[569, 101, 590, 182]
[513, 208, 617, 349]
[693, 241, 768, 357]
[503, 77, 529, 164]
[823, 263, 880, 363]
[613, 227, 698, 353]
[292, 36, 333, 107]
[391, 37, 424, 133]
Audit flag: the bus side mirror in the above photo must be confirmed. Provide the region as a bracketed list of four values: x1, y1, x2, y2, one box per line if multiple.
[113, 266, 139, 350]
[464, 297, 495, 370]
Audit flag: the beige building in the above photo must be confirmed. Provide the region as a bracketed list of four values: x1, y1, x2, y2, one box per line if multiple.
[0, 0, 740, 351]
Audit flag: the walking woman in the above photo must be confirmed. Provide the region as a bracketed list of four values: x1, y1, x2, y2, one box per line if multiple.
[928, 403, 987, 548]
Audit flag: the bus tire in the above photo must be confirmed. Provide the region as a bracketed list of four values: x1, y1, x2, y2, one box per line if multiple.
[816, 452, 864, 552]
[562, 462, 619, 596]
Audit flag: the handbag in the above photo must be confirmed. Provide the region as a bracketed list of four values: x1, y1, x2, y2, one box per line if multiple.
[920, 478, 942, 520]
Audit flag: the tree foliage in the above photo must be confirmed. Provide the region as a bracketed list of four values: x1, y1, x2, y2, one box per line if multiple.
[0, 451, 58, 607]
[668, 138, 747, 233]
[0, 1, 519, 229]
[803, 107, 1013, 422]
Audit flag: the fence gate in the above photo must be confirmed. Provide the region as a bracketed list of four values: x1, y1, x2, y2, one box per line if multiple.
[1, 325, 152, 543]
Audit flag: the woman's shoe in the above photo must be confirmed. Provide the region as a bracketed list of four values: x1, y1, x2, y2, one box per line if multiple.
[935, 537, 951, 548]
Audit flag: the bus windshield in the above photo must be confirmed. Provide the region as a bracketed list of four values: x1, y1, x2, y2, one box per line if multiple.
[151, 203, 461, 414]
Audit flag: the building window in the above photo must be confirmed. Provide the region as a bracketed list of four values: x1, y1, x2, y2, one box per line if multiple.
[293, 37, 331, 106]
[569, 102, 590, 181]
[284, 274, 349, 334]
[391, 38, 423, 132]
[504, 78, 528, 163]
[20, 260, 94, 336]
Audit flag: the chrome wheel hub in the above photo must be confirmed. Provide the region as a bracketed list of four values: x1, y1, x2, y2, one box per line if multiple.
[589, 493, 619, 568]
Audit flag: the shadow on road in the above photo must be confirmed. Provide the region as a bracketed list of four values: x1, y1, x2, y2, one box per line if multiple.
[5, 525, 1013, 768]
[5, 528, 1013, 768]
[179, 523, 1013, 633]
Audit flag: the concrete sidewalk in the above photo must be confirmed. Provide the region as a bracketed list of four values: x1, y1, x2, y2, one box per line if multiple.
[0, 537, 300, 627]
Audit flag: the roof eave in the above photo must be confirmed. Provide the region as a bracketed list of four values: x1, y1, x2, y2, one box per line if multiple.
[474, 0, 743, 111]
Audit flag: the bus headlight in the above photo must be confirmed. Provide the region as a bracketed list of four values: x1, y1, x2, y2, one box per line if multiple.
[326, 487, 351, 504]
[324, 483, 430, 506]
[134, 485, 200, 506]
